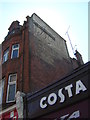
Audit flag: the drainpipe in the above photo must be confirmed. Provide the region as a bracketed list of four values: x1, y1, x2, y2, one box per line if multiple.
[22, 22, 26, 92]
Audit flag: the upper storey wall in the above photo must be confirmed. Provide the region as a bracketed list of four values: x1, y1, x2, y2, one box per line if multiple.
[29, 13, 71, 64]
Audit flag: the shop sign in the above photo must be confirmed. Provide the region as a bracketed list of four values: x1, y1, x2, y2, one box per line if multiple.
[26, 69, 89, 119]
[0, 107, 18, 120]
[40, 79, 87, 109]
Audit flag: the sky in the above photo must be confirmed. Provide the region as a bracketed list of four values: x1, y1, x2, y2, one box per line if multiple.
[0, 0, 89, 63]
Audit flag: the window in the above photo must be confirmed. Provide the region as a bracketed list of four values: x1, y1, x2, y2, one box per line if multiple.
[3, 48, 9, 63]
[0, 78, 5, 104]
[7, 74, 17, 103]
[11, 44, 19, 59]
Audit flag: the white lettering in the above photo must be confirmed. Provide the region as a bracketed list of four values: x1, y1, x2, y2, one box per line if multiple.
[65, 84, 73, 97]
[48, 93, 57, 105]
[67, 110, 80, 119]
[76, 80, 87, 94]
[40, 80, 87, 109]
[58, 88, 65, 103]
[60, 114, 69, 119]
[40, 97, 47, 109]
[60, 110, 80, 120]
[10, 111, 14, 118]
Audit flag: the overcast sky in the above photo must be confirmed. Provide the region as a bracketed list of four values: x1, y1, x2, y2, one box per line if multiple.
[0, 0, 89, 63]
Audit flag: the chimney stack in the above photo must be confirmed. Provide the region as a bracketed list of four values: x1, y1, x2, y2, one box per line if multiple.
[74, 50, 84, 66]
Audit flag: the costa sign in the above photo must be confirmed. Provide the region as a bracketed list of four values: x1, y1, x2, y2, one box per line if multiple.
[40, 80, 87, 109]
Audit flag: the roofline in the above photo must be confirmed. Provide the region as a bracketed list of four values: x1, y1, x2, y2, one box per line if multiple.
[31, 13, 66, 42]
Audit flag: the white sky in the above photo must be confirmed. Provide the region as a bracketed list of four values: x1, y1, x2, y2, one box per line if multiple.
[0, 0, 89, 63]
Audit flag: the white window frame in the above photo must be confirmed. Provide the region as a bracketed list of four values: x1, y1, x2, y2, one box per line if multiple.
[3, 48, 9, 63]
[6, 74, 17, 103]
[11, 44, 19, 59]
[0, 78, 5, 104]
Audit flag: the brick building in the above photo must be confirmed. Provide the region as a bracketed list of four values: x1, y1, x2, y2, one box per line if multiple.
[0, 13, 83, 119]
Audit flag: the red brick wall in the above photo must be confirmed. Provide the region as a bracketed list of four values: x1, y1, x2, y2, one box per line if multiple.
[2, 33, 23, 103]
[29, 34, 73, 93]
[2, 24, 31, 103]
[29, 55, 73, 93]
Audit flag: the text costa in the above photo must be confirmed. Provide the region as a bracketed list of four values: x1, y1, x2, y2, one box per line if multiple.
[40, 80, 87, 109]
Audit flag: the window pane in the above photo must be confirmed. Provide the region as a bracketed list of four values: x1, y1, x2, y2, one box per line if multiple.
[7, 74, 16, 102]
[3, 56, 5, 62]
[10, 74, 16, 82]
[3, 49, 9, 63]
[0, 79, 4, 104]
[12, 49, 18, 58]
[11, 44, 19, 59]
[13, 44, 19, 49]
[2, 80, 4, 96]
[8, 84, 15, 101]
[0, 85, 2, 104]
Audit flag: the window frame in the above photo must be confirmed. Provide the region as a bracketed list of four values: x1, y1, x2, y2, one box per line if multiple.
[3, 48, 9, 63]
[6, 74, 17, 103]
[11, 44, 19, 59]
[0, 78, 5, 104]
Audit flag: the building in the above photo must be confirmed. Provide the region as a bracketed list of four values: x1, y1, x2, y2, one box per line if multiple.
[0, 13, 85, 119]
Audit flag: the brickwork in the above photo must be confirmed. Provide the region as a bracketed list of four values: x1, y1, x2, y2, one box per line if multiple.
[1, 13, 79, 106]
[29, 33, 73, 93]
[27, 14, 74, 93]
[2, 21, 23, 103]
